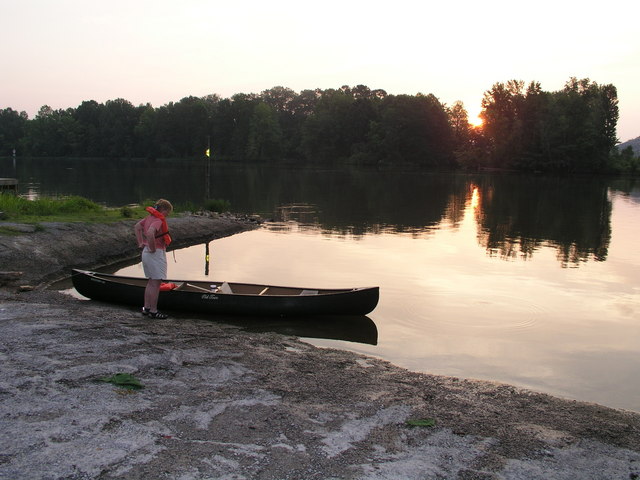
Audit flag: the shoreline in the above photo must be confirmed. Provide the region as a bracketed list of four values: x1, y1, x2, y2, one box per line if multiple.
[0, 213, 260, 288]
[1, 215, 639, 479]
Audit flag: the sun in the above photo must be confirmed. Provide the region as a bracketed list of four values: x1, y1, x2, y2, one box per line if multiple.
[469, 111, 483, 127]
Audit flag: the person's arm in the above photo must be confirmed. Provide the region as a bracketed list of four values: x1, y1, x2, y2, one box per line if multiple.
[134, 220, 145, 248]
[145, 224, 158, 253]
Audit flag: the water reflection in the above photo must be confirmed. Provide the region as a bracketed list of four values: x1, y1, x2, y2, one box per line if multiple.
[472, 176, 611, 266]
[1, 157, 633, 271]
[224, 315, 377, 345]
[265, 175, 613, 268]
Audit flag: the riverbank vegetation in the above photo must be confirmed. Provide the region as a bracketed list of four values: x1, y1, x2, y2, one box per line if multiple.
[0, 194, 110, 222]
[0, 194, 230, 223]
[1, 78, 638, 174]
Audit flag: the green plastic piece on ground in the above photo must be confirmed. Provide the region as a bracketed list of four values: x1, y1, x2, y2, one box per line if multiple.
[98, 373, 144, 390]
[405, 418, 436, 427]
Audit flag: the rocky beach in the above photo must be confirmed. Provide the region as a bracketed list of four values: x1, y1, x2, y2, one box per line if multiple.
[0, 214, 639, 479]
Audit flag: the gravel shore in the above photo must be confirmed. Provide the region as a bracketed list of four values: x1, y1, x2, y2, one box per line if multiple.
[0, 215, 639, 479]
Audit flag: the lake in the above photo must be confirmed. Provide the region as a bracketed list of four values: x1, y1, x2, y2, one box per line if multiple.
[3, 157, 639, 412]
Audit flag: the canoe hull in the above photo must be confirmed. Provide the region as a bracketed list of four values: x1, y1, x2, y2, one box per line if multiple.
[71, 270, 379, 317]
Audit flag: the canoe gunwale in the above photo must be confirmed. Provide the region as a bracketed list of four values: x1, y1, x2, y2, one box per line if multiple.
[71, 269, 379, 317]
[73, 269, 373, 297]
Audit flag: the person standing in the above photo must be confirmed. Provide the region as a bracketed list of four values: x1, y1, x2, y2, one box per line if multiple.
[134, 199, 173, 318]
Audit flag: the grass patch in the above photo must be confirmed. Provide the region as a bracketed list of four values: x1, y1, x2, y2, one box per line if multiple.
[0, 194, 139, 223]
[1, 194, 102, 216]
[0, 193, 234, 225]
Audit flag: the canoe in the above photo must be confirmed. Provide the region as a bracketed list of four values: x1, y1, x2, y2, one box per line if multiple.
[71, 269, 379, 317]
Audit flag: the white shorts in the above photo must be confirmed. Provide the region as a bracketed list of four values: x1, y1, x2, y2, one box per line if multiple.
[142, 248, 167, 280]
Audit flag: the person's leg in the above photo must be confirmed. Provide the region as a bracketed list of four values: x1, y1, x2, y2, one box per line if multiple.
[141, 249, 168, 318]
[144, 279, 162, 312]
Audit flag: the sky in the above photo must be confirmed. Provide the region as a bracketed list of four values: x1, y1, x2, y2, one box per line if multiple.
[1, 0, 639, 142]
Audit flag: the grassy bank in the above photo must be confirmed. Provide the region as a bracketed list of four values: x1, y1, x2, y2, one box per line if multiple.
[0, 195, 123, 223]
[0, 195, 232, 224]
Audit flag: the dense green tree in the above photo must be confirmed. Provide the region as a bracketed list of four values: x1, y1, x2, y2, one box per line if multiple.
[246, 102, 283, 161]
[480, 80, 527, 167]
[24, 106, 80, 156]
[289, 89, 321, 117]
[260, 86, 297, 112]
[152, 104, 178, 157]
[301, 89, 357, 162]
[478, 78, 619, 173]
[172, 96, 211, 156]
[563, 78, 618, 169]
[5, 80, 624, 172]
[538, 79, 618, 172]
[0, 108, 28, 155]
[210, 98, 234, 158]
[260, 86, 303, 159]
[448, 101, 470, 148]
[226, 93, 260, 160]
[368, 94, 453, 166]
[134, 104, 159, 158]
[99, 99, 139, 157]
[300, 86, 385, 163]
[609, 146, 640, 174]
[73, 100, 103, 156]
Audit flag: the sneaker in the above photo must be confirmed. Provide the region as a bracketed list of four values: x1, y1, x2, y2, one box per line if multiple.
[147, 311, 168, 319]
[142, 307, 151, 316]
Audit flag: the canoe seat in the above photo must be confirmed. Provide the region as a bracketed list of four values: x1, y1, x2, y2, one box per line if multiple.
[300, 289, 318, 296]
[184, 283, 212, 293]
[219, 282, 233, 294]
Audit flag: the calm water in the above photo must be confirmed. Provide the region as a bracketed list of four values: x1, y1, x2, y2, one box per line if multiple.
[3, 158, 639, 411]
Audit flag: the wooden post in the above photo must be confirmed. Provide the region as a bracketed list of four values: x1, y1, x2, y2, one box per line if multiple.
[205, 136, 211, 200]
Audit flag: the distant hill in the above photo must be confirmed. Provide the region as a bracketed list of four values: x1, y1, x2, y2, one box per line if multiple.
[617, 136, 640, 155]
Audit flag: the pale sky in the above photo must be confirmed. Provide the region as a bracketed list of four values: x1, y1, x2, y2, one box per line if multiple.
[2, 0, 639, 142]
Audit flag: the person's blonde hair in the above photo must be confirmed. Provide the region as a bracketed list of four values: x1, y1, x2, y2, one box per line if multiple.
[155, 199, 173, 213]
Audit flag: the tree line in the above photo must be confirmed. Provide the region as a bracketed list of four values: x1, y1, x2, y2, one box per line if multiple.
[0, 79, 637, 173]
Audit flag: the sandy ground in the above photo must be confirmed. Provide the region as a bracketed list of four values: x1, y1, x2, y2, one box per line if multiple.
[1, 215, 639, 479]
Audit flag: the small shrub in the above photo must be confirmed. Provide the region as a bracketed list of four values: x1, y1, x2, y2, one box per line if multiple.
[204, 198, 231, 213]
[175, 201, 197, 214]
[60, 196, 102, 212]
[120, 206, 134, 218]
